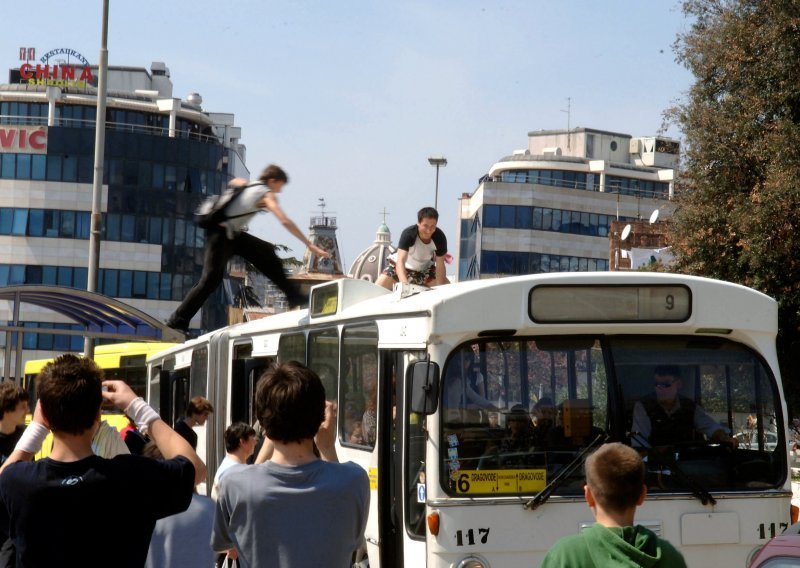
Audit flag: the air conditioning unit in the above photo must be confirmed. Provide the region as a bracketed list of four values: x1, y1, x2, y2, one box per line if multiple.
[629, 139, 642, 154]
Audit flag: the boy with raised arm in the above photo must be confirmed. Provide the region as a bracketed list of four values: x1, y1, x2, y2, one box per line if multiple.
[541, 443, 686, 567]
[212, 361, 369, 566]
[0, 354, 206, 568]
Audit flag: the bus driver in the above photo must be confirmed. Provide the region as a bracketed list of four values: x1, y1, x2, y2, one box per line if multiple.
[631, 365, 738, 448]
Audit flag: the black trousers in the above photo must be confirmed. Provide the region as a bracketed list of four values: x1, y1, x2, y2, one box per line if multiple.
[170, 228, 300, 325]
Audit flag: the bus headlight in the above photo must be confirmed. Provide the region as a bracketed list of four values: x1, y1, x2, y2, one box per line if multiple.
[454, 555, 489, 568]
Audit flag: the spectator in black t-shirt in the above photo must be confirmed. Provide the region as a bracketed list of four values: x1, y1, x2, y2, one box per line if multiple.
[0, 382, 28, 568]
[0, 354, 206, 568]
[174, 396, 214, 450]
[376, 207, 449, 289]
[0, 383, 28, 466]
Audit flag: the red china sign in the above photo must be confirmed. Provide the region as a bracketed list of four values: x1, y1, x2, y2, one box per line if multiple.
[17, 47, 93, 88]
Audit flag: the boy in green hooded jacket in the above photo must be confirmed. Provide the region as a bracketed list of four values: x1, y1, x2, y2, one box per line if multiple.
[541, 442, 686, 568]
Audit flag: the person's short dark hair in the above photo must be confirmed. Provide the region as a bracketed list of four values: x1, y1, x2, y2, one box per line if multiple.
[534, 397, 554, 410]
[259, 164, 288, 184]
[225, 422, 256, 452]
[0, 381, 29, 419]
[507, 404, 529, 422]
[186, 396, 214, 417]
[255, 361, 325, 444]
[584, 443, 645, 515]
[654, 364, 681, 379]
[417, 207, 439, 222]
[37, 354, 103, 435]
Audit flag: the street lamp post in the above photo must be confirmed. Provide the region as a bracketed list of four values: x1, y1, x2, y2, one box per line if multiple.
[85, 0, 110, 359]
[428, 156, 447, 210]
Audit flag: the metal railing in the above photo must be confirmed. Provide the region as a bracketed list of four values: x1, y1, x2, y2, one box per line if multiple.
[0, 114, 220, 144]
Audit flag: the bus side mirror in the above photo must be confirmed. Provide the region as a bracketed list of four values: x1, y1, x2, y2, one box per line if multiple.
[410, 361, 440, 415]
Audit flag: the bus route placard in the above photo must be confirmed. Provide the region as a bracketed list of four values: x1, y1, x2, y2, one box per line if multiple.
[454, 469, 547, 494]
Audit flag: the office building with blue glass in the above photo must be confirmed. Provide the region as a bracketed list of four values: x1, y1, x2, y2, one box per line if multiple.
[456, 127, 678, 280]
[0, 58, 247, 369]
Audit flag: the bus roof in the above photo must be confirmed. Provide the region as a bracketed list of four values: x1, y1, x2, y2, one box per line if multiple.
[147, 273, 777, 362]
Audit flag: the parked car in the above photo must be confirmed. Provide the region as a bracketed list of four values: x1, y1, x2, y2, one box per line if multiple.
[748, 522, 800, 567]
[735, 430, 779, 452]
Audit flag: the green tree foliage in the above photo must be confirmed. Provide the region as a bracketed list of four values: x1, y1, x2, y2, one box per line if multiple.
[668, 0, 800, 412]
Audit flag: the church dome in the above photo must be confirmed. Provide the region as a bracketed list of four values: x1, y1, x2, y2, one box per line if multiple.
[347, 223, 395, 283]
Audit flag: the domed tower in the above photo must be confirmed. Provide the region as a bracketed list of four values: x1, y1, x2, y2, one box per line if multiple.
[297, 199, 344, 275]
[287, 200, 345, 300]
[347, 222, 396, 283]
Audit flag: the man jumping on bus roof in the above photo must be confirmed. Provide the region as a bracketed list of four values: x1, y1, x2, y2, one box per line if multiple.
[166, 164, 330, 334]
[376, 206, 449, 289]
[0, 354, 206, 568]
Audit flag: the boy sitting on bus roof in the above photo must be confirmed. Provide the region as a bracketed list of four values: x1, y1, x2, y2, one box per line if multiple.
[376, 206, 450, 289]
[541, 442, 686, 568]
[0, 354, 206, 568]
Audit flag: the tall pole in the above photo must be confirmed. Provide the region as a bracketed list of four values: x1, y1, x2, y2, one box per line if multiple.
[434, 165, 440, 210]
[428, 156, 447, 211]
[85, 0, 109, 359]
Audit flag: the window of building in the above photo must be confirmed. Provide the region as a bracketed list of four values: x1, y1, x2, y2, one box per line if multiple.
[31, 155, 46, 180]
[11, 210, 27, 235]
[62, 155, 77, 182]
[483, 205, 500, 228]
[500, 205, 515, 228]
[1, 154, 15, 179]
[27, 209, 44, 236]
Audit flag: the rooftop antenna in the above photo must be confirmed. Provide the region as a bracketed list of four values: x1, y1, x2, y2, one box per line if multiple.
[318, 198, 326, 219]
[561, 97, 572, 150]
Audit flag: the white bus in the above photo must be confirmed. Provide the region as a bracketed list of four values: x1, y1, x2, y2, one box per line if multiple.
[146, 273, 792, 566]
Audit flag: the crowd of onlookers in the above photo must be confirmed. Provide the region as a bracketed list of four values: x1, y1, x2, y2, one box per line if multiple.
[0, 356, 369, 568]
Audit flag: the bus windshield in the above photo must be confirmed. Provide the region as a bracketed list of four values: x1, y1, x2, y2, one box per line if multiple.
[441, 335, 784, 497]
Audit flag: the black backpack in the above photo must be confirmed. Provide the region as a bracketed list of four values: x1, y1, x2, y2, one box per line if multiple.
[194, 182, 261, 229]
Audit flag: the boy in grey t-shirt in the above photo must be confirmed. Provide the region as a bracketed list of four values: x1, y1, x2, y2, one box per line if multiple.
[212, 362, 369, 567]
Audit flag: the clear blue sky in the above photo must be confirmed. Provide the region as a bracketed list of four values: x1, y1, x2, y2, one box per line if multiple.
[3, 1, 693, 269]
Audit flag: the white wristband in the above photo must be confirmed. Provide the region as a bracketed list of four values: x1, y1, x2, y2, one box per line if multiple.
[124, 397, 160, 434]
[16, 421, 49, 454]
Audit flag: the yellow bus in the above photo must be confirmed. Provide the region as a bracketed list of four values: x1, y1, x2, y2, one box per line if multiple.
[22, 341, 176, 457]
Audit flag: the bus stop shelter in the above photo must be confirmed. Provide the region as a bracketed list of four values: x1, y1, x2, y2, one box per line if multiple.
[0, 285, 185, 380]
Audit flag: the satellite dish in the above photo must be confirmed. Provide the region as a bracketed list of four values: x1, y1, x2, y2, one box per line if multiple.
[649, 209, 660, 224]
[621, 224, 632, 241]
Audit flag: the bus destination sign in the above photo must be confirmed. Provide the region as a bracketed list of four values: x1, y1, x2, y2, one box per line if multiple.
[529, 284, 691, 324]
[453, 469, 547, 495]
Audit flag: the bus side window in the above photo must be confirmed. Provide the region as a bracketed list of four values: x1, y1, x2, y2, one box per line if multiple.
[231, 359, 269, 425]
[340, 325, 378, 448]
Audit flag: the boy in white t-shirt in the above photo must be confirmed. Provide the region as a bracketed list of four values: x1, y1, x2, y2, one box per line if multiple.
[376, 206, 449, 289]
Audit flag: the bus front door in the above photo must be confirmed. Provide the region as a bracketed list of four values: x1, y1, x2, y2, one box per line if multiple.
[372, 351, 427, 568]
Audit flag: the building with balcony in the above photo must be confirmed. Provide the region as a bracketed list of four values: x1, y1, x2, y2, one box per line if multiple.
[456, 127, 678, 280]
[0, 56, 247, 372]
